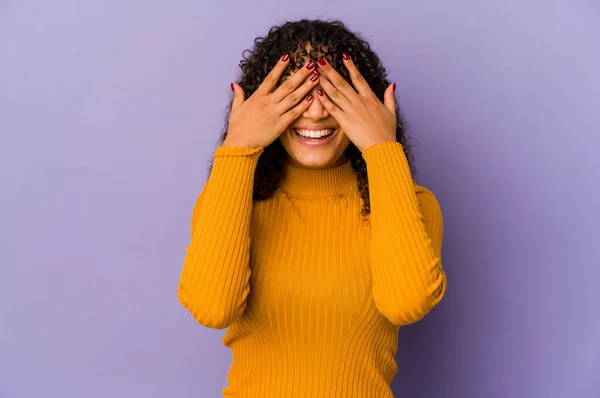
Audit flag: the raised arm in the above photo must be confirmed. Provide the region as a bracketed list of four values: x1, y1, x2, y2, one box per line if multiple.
[361, 141, 447, 326]
[178, 145, 263, 329]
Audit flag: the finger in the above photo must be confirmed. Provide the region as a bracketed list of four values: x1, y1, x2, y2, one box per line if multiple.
[230, 82, 245, 112]
[271, 60, 317, 103]
[317, 72, 353, 112]
[276, 70, 320, 114]
[315, 57, 359, 103]
[279, 92, 315, 129]
[383, 82, 397, 115]
[255, 53, 292, 96]
[341, 53, 376, 98]
[315, 87, 346, 120]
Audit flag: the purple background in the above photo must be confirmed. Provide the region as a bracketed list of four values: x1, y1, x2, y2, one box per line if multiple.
[1, 1, 599, 397]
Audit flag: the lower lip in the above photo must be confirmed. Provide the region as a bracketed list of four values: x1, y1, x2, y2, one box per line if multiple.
[292, 128, 338, 146]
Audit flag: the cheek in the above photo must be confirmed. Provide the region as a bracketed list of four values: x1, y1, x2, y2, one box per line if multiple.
[337, 130, 352, 144]
[277, 127, 293, 144]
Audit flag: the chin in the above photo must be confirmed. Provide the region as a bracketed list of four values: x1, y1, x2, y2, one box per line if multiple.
[294, 155, 336, 168]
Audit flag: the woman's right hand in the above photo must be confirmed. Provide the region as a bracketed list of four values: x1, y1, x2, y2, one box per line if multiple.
[223, 55, 321, 148]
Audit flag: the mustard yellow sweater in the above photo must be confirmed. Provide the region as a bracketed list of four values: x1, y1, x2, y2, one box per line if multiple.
[178, 141, 447, 397]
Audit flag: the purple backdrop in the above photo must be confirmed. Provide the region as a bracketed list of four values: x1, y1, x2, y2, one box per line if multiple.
[1, 1, 599, 397]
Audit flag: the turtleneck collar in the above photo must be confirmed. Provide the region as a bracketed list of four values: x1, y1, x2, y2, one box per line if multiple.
[278, 157, 358, 198]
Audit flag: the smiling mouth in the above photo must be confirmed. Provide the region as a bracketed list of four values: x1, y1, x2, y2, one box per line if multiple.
[292, 128, 337, 141]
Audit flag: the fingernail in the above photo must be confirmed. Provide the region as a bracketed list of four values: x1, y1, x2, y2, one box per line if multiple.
[306, 94, 313, 101]
[318, 57, 327, 66]
[310, 71, 320, 82]
[317, 89, 324, 96]
[281, 54, 289, 62]
[342, 52, 350, 61]
[393, 82, 396, 91]
[306, 61, 315, 70]
[231, 83, 234, 92]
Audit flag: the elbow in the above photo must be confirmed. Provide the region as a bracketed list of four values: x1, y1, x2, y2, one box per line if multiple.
[182, 303, 237, 330]
[377, 272, 447, 326]
[178, 283, 244, 330]
[376, 296, 432, 326]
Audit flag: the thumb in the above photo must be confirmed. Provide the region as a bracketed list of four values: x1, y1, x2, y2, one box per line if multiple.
[383, 82, 396, 115]
[231, 82, 245, 111]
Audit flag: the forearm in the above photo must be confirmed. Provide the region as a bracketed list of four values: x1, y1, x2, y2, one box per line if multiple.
[362, 142, 446, 326]
[178, 145, 264, 329]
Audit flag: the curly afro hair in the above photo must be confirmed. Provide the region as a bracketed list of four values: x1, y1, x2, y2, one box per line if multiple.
[208, 18, 417, 218]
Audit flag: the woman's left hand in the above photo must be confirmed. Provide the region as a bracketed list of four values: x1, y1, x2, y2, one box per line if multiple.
[315, 55, 398, 152]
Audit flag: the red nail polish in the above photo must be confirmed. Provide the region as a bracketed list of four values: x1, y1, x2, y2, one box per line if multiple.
[393, 83, 396, 91]
[281, 54, 289, 62]
[231, 83, 234, 91]
[317, 89, 324, 96]
[306, 62, 315, 70]
[306, 94, 313, 101]
[342, 52, 350, 60]
[318, 57, 327, 66]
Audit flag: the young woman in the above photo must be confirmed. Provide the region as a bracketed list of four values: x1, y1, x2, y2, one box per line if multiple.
[178, 18, 447, 397]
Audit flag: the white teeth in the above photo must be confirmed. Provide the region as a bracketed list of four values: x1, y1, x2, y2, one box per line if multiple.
[295, 128, 335, 138]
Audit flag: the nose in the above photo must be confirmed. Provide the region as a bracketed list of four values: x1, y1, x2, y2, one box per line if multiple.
[302, 85, 329, 119]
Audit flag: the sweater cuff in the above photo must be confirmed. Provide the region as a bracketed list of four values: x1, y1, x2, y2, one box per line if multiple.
[214, 145, 264, 158]
[361, 141, 414, 179]
[361, 141, 420, 208]
[361, 141, 404, 162]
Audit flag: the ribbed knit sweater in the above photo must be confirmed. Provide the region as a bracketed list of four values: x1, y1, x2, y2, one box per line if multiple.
[178, 141, 447, 397]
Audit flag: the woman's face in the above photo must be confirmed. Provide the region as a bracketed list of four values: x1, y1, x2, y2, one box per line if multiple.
[276, 44, 352, 169]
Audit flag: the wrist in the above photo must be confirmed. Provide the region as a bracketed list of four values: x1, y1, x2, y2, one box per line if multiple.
[222, 137, 257, 148]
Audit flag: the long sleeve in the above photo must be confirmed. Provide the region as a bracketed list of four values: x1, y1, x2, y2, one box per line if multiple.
[361, 141, 447, 326]
[178, 144, 264, 329]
